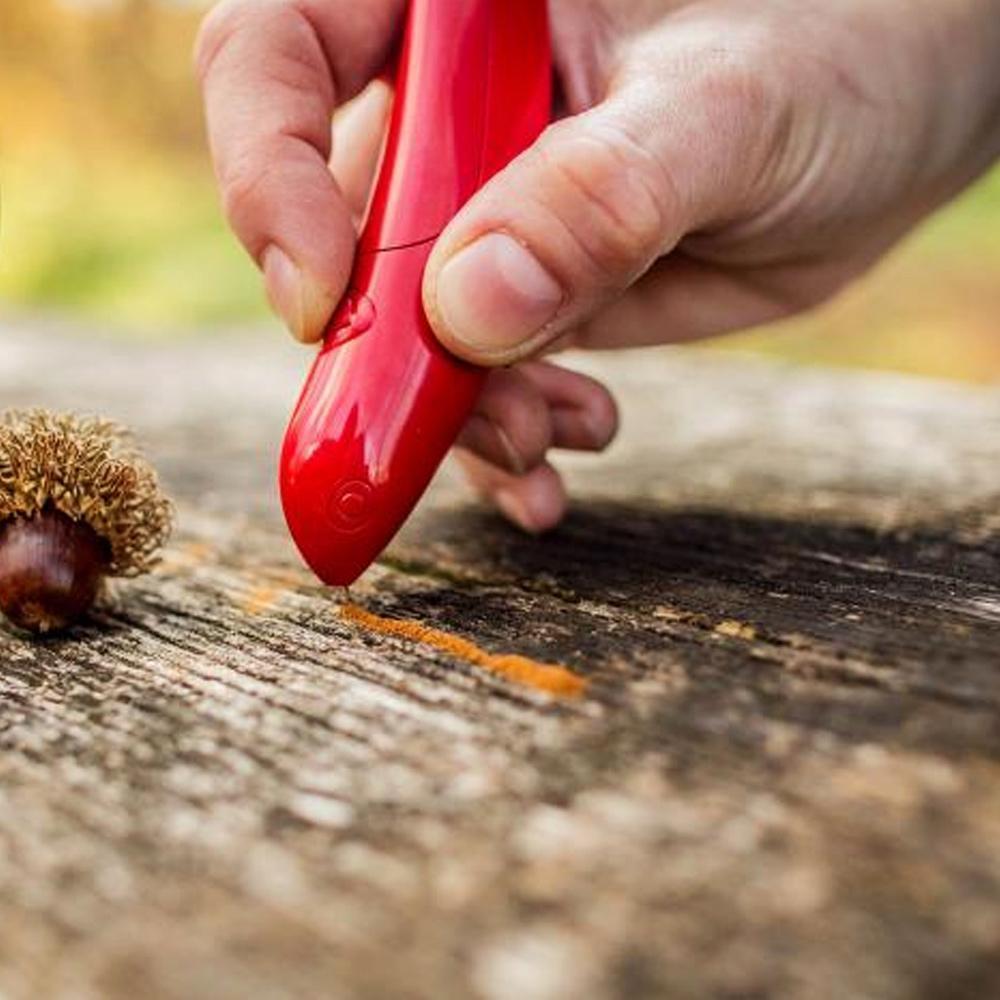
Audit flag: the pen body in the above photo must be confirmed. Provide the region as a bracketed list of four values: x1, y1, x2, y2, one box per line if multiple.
[281, 0, 551, 585]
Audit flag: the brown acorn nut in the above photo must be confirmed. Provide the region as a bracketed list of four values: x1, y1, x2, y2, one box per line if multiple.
[0, 508, 111, 633]
[0, 410, 173, 635]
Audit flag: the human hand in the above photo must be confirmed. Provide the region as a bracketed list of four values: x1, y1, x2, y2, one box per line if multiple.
[196, 0, 1000, 530]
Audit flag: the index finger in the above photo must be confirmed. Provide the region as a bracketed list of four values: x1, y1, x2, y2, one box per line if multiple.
[195, 0, 403, 338]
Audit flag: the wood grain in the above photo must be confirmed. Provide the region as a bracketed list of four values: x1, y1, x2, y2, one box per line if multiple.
[1, 316, 999, 999]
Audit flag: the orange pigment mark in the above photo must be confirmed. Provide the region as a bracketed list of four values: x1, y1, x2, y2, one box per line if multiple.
[340, 603, 587, 698]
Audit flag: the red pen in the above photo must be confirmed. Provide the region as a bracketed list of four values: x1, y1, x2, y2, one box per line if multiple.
[280, 0, 552, 586]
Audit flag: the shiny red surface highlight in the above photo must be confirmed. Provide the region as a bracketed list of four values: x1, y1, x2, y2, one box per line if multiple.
[281, 0, 552, 586]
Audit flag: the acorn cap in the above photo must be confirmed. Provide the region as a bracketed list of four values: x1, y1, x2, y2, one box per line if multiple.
[0, 410, 173, 578]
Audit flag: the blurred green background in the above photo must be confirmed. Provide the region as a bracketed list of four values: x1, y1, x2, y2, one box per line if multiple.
[1, 0, 998, 379]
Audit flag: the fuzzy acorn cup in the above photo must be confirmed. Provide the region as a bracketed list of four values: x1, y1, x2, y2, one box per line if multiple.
[0, 410, 173, 636]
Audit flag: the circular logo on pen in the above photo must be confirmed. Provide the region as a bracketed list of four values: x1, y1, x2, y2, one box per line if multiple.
[328, 479, 374, 533]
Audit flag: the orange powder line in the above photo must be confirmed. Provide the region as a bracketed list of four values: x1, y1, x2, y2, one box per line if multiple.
[339, 603, 587, 698]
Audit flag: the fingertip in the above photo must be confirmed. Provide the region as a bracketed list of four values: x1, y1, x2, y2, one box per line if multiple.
[520, 361, 621, 451]
[425, 232, 565, 366]
[494, 488, 542, 534]
[497, 464, 567, 533]
[550, 408, 615, 452]
[578, 385, 620, 451]
[262, 244, 338, 343]
[457, 451, 567, 534]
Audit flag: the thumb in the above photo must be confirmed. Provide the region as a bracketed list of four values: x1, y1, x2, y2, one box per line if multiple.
[423, 73, 769, 365]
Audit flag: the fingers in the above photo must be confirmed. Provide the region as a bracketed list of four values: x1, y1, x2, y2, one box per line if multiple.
[195, 0, 402, 342]
[456, 362, 618, 532]
[330, 81, 393, 224]
[457, 369, 551, 475]
[459, 363, 618, 471]
[519, 361, 619, 452]
[424, 25, 783, 364]
[457, 451, 568, 535]
[196, 0, 350, 341]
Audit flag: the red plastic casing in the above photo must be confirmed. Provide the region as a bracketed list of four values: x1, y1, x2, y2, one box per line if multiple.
[280, 0, 551, 586]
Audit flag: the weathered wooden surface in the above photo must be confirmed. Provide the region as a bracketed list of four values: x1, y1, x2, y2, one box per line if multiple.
[2, 315, 1000, 1000]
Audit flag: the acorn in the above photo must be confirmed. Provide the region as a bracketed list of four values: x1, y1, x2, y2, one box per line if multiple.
[0, 410, 173, 635]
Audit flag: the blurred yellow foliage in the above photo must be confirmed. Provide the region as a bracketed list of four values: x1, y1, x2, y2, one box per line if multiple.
[0, 0, 262, 329]
[1, 0, 205, 155]
[0, 0, 997, 379]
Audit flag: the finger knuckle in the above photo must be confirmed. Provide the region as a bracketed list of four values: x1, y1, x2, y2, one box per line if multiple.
[685, 31, 791, 175]
[486, 373, 552, 461]
[220, 152, 278, 228]
[509, 410, 553, 467]
[693, 46, 771, 124]
[194, 0, 248, 80]
[536, 119, 677, 277]
[196, 0, 295, 82]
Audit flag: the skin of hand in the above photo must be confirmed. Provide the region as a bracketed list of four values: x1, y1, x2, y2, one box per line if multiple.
[196, 0, 1000, 532]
